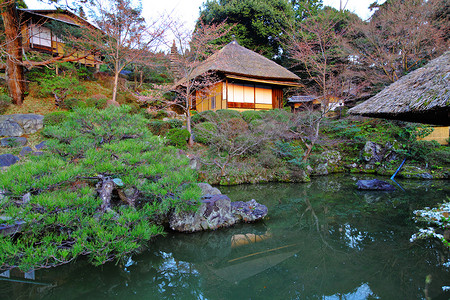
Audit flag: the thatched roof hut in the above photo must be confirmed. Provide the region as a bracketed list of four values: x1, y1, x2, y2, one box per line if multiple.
[349, 51, 450, 125]
[174, 41, 301, 112]
[178, 40, 300, 85]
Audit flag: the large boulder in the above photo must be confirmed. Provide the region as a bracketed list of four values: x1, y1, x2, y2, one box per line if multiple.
[0, 117, 24, 137]
[0, 114, 43, 137]
[197, 182, 221, 196]
[10, 114, 44, 134]
[169, 194, 237, 232]
[362, 141, 383, 164]
[356, 179, 395, 191]
[169, 183, 268, 232]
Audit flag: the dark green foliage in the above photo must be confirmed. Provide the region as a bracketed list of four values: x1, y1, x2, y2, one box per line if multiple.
[216, 109, 242, 120]
[0, 94, 11, 114]
[38, 76, 86, 104]
[193, 122, 218, 144]
[61, 97, 85, 110]
[148, 120, 170, 136]
[0, 106, 200, 271]
[272, 140, 305, 169]
[85, 97, 107, 109]
[167, 119, 183, 129]
[199, 0, 296, 60]
[258, 147, 282, 168]
[155, 110, 168, 119]
[409, 140, 441, 162]
[166, 128, 191, 149]
[191, 110, 218, 124]
[264, 109, 291, 123]
[426, 148, 450, 166]
[242, 110, 264, 123]
[43, 111, 70, 127]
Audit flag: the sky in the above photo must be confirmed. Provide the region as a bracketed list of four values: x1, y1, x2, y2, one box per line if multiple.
[25, 0, 384, 49]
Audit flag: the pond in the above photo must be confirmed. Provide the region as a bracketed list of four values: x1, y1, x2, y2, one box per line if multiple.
[1, 175, 449, 299]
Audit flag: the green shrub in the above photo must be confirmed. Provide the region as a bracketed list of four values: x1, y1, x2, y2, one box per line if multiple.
[265, 109, 290, 123]
[242, 110, 263, 123]
[148, 120, 170, 136]
[85, 97, 107, 109]
[166, 128, 190, 149]
[216, 109, 242, 120]
[258, 147, 282, 168]
[193, 121, 217, 144]
[43, 111, 70, 127]
[409, 140, 442, 161]
[426, 148, 450, 165]
[167, 119, 183, 129]
[249, 119, 264, 130]
[0, 94, 12, 114]
[155, 110, 168, 119]
[62, 97, 85, 111]
[191, 110, 218, 124]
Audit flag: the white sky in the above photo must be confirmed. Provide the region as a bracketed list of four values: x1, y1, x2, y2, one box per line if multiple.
[25, 0, 384, 48]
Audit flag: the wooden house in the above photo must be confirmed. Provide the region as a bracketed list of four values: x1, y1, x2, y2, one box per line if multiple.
[174, 41, 301, 112]
[18, 9, 102, 67]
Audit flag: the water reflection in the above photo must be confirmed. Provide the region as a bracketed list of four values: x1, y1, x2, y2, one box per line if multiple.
[0, 175, 449, 299]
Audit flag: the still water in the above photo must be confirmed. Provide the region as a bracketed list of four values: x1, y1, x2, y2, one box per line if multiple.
[1, 175, 449, 299]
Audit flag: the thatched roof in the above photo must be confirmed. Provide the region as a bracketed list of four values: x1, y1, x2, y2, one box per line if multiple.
[177, 40, 300, 85]
[349, 51, 450, 125]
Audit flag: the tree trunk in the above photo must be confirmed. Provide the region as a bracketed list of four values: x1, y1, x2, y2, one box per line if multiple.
[2, 1, 25, 105]
[112, 69, 120, 103]
[185, 85, 194, 146]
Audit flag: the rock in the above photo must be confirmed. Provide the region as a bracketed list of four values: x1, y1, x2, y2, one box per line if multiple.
[106, 100, 120, 107]
[400, 166, 433, 179]
[322, 150, 341, 165]
[0, 154, 19, 167]
[231, 199, 268, 222]
[313, 163, 329, 176]
[19, 146, 33, 156]
[197, 182, 221, 196]
[1, 137, 27, 147]
[169, 194, 236, 232]
[10, 114, 44, 134]
[356, 179, 395, 191]
[22, 193, 31, 204]
[0, 118, 24, 137]
[362, 141, 383, 163]
[169, 194, 268, 233]
[35, 141, 47, 150]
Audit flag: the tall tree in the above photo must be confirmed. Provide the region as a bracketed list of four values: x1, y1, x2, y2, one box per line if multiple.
[198, 0, 296, 60]
[346, 0, 447, 89]
[88, 0, 166, 104]
[284, 8, 355, 161]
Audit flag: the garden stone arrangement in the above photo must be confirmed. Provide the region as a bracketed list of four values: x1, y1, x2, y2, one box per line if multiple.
[169, 183, 268, 232]
[0, 114, 45, 167]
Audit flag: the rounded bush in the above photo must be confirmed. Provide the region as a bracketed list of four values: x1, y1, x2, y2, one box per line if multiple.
[148, 120, 170, 136]
[62, 98, 86, 111]
[191, 110, 218, 124]
[242, 110, 263, 123]
[216, 109, 242, 120]
[193, 121, 217, 144]
[167, 119, 183, 129]
[166, 128, 190, 149]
